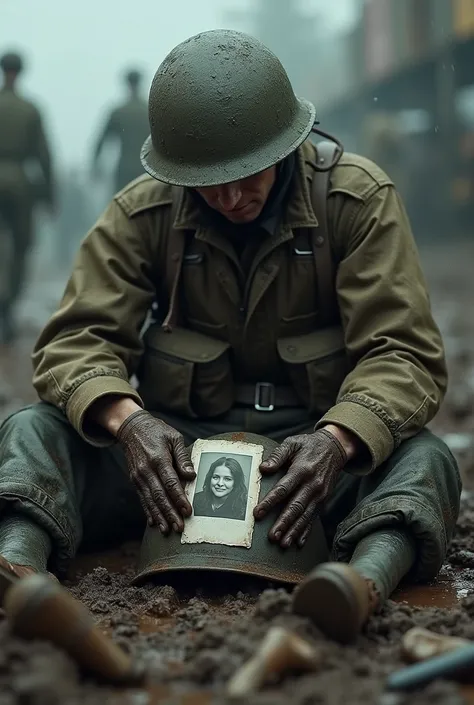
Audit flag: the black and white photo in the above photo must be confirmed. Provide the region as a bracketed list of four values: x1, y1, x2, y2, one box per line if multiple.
[181, 439, 264, 548]
[192, 454, 251, 521]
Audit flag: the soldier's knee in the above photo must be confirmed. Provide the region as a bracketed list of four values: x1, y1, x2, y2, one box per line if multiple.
[0, 402, 64, 437]
[410, 430, 462, 492]
[406, 429, 456, 463]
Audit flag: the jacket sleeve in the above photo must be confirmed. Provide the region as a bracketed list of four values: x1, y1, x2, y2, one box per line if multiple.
[32, 199, 157, 446]
[315, 184, 447, 474]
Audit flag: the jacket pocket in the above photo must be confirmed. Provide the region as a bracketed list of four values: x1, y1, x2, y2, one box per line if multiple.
[138, 324, 233, 418]
[277, 326, 349, 416]
[187, 317, 228, 339]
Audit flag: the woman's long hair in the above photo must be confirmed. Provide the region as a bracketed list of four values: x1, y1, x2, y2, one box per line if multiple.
[202, 457, 248, 517]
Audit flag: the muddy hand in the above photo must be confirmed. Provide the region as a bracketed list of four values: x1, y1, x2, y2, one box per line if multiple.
[117, 410, 196, 534]
[254, 428, 347, 548]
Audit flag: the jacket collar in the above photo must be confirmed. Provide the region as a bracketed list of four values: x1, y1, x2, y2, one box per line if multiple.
[173, 139, 319, 232]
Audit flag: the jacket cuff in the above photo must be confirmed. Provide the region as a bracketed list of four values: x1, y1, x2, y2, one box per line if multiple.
[315, 400, 395, 475]
[66, 375, 144, 446]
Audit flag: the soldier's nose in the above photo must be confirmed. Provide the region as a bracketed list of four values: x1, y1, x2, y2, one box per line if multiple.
[217, 183, 242, 211]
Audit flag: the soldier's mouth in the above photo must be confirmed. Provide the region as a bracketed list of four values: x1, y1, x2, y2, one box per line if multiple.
[230, 200, 255, 213]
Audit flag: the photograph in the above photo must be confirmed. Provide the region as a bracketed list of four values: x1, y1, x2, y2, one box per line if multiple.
[181, 439, 264, 548]
[193, 453, 251, 521]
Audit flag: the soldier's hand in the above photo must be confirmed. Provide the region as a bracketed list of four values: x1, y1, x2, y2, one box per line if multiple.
[253, 428, 348, 548]
[117, 410, 196, 534]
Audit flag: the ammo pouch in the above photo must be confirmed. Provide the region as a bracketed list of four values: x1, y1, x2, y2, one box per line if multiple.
[277, 325, 349, 416]
[137, 324, 233, 418]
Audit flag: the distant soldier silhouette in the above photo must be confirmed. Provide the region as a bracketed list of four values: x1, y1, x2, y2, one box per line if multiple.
[0, 51, 55, 343]
[92, 69, 149, 193]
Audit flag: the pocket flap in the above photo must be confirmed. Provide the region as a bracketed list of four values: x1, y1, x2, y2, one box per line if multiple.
[277, 325, 345, 364]
[144, 324, 230, 363]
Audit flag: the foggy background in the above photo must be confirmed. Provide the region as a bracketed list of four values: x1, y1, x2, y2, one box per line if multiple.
[1, 0, 356, 169]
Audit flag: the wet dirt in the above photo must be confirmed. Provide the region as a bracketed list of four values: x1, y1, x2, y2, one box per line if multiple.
[0, 243, 473, 705]
[0, 504, 473, 705]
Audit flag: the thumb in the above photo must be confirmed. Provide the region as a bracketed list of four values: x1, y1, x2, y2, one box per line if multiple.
[171, 436, 196, 480]
[259, 440, 294, 474]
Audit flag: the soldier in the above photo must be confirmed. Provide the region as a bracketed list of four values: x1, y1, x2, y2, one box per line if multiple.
[91, 68, 149, 194]
[0, 31, 461, 641]
[0, 51, 55, 343]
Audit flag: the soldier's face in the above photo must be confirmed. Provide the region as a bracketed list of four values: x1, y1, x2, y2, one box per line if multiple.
[195, 166, 277, 224]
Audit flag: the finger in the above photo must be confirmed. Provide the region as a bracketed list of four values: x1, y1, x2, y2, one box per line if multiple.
[135, 482, 170, 534]
[158, 461, 194, 518]
[267, 484, 313, 541]
[145, 471, 185, 532]
[171, 436, 196, 480]
[131, 477, 154, 524]
[137, 487, 154, 525]
[297, 524, 312, 548]
[253, 470, 304, 520]
[165, 439, 195, 516]
[280, 498, 319, 549]
[259, 439, 295, 474]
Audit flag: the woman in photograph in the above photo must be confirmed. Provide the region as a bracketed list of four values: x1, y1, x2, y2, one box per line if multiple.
[193, 457, 248, 521]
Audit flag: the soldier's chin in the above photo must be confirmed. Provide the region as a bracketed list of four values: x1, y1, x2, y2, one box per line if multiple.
[225, 202, 260, 223]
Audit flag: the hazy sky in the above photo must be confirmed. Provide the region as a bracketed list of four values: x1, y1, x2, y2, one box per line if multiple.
[1, 0, 356, 169]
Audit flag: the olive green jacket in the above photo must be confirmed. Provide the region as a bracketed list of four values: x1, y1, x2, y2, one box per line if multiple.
[0, 87, 54, 203]
[32, 140, 446, 474]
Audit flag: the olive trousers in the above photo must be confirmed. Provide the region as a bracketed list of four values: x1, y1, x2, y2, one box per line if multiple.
[0, 402, 461, 579]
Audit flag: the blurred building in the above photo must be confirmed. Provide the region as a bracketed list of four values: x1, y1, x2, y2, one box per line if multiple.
[223, 0, 322, 96]
[224, 0, 474, 239]
[309, 0, 474, 238]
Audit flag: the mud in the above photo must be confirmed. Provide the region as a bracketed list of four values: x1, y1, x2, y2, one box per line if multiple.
[0, 502, 474, 705]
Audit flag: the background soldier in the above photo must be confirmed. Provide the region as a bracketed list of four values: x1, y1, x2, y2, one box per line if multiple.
[0, 51, 55, 343]
[91, 68, 149, 194]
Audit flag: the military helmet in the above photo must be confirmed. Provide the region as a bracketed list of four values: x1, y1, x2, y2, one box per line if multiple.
[140, 29, 316, 187]
[0, 52, 24, 73]
[133, 432, 328, 585]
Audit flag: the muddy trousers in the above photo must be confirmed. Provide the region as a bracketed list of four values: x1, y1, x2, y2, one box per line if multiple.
[0, 402, 461, 581]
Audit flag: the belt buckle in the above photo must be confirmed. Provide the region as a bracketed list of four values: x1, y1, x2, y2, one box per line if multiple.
[254, 382, 275, 412]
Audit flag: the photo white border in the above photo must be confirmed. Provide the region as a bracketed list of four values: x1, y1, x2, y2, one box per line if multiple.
[181, 439, 264, 548]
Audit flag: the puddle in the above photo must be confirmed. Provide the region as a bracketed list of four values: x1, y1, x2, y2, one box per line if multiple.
[139, 615, 175, 634]
[394, 580, 461, 609]
[147, 686, 213, 705]
[67, 542, 140, 580]
[99, 615, 176, 639]
[462, 686, 474, 705]
[393, 567, 474, 609]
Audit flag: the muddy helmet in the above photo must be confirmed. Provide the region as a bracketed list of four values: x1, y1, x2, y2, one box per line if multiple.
[133, 432, 328, 585]
[140, 29, 316, 187]
[0, 52, 24, 73]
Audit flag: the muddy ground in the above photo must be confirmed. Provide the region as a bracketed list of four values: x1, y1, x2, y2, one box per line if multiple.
[0, 241, 473, 705]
